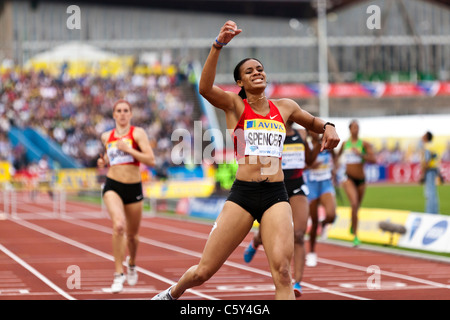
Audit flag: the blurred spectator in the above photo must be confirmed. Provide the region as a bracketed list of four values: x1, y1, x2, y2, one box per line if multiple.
[442, 141, 450, 162]
[375, 140, 391, 164]
[405, 141, 422, 164]
[0, 132, 13, 162]
[12, 144, 28, 171]
[375, 140, 405, 164]
[388, 142, 405, 163]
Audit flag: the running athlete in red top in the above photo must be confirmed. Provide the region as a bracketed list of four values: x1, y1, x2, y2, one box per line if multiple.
[243, 120, 321, 298]
[98, 99, 155, 293]
[152, 20, 339, 300]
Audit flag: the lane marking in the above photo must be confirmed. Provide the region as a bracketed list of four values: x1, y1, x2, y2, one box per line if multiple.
[65, 218, 370, 300]
[9, 217, 217, 300]
[0, 243, 75, 300]
[144, 218, 450, 291]
[317, 258, 450, 290]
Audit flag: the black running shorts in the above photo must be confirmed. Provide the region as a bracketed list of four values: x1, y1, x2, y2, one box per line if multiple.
[102, 177, 144, 205]
[284, 176, 308, 198]
[226, 179, 289, 223]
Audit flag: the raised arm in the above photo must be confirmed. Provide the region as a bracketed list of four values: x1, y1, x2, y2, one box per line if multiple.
[199, 20, 242, 110]
[362, 141, 376, 164]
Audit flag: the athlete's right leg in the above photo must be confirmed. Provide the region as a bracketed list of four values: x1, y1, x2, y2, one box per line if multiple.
[123, 201, 143, 267]
[170, 201, 254, 299]
[320, 192, 337, 226]
[308, 198, 320, 254]
[342, 179, 359, 235]
[260, 202, 295, 300]
[103, 191, 126, 274]
[290, 194, 309, 285]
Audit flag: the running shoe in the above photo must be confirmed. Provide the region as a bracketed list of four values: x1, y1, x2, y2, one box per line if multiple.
[126, 256, 138, 286]
[151, 285, 176, 300]
[111, 273, 126, 293]
[305, 252, 317, 267]
[353, 236, 361, 247]
[293, 282, 302, 298]
[243, 241, 258, 263]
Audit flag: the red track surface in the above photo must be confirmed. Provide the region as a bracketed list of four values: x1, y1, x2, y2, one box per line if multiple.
[0, 192, 449, 300]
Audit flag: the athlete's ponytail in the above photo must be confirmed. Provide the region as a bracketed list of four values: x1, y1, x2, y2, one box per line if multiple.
[237, 87, 247, 100]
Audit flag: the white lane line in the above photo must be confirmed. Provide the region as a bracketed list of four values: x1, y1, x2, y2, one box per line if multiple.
[0, 243, 76, 300]
[66, 218, 370, 300]
[143, 218, 450, 290]
[317, 258, 450, 290]
[10, 218, 218, 300]
[143, 219, 450, 291]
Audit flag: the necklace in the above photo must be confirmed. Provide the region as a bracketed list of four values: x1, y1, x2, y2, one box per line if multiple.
[247, 95, 267, 104]
[116, 126, 130, 136]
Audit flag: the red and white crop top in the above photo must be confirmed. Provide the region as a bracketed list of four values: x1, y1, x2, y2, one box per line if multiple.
[106, 126, 140, 166]
[233, 99, 286, 160]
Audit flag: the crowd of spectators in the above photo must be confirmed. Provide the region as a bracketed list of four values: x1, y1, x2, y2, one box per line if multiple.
[1, 60, 449, 180]
[0, 60, 195, 178]
[375, 140, 450, 165]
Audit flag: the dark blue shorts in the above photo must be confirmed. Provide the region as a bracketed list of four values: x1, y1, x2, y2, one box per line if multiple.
[226, 179, 289, 223]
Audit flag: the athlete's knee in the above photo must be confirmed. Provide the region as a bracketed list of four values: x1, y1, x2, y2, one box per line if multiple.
[325, 212, 336, 224]
[293, 229, 305, 245]
[192, 265, 214, 285]
[127, 232, 139, 243]
[273, 262, 292, 287]
[350, 201, 359, 212]
[113, 221, 125, 236]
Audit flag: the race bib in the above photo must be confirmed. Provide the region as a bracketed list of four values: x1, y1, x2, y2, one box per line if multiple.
[244, 119, 286, 158]
[282, 143, 305, 170]
[107, 138, 134, 166]
[343, 149, 363, 164]
[308, 152, 333, 181]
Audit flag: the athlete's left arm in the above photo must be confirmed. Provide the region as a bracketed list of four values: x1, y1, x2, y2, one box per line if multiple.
[283, 99, 340, 151]
[118, 127, 156, 167]
[362, 141, 377, 164]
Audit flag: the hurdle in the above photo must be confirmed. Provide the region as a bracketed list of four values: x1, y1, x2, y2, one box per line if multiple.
[2, 183, 17, 219]
[52, 187, 67, 218]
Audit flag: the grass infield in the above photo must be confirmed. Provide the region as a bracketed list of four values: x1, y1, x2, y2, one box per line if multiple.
[336, 183, 450, 216]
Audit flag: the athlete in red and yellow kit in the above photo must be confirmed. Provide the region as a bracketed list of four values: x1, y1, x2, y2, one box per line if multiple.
[152, 20, 339, 300]
[242, 120, 321, 298]
[98, 99, 155, 293]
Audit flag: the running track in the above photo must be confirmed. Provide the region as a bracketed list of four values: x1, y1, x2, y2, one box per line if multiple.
[0, 192, 449, 300]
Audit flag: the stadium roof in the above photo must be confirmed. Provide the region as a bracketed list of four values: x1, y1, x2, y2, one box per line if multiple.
[41, 0, 450, 19]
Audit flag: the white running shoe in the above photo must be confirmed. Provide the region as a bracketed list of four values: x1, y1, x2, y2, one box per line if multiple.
[126, 256, 138, 286]
[306, 252, 318, 267]
[151, 286, 176, 300]
[111, 273, 126, 293]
